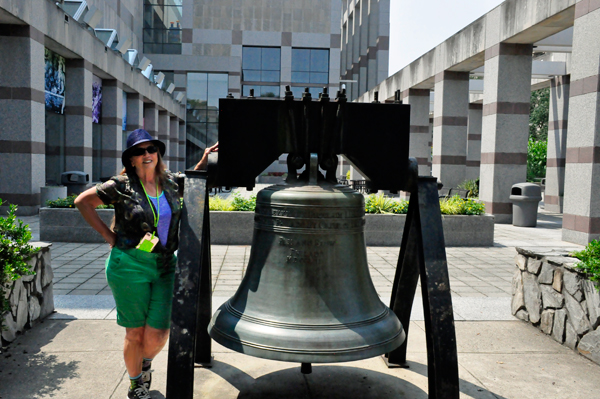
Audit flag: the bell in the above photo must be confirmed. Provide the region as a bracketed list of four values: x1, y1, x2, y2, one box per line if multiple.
[208, 179, 405, 364]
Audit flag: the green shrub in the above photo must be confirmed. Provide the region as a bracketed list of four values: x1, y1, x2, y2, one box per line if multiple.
[46, 195, 113, 209]
[365, 194, 408, 214]
[571, 240, 600, 290]
[527, 138, 547, 182]
[231, 193, 256, 212]
[457, 179, 479, 198]
[439, 196, 486, 216]
[1, 200, 37, 325]
[209, 196, 234, 211]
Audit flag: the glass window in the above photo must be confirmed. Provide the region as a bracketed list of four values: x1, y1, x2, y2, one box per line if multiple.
[242, 47, 261, 70]
[242, 85, 280, 98]
[291, 48, 330, 92]
[186, 72, 228, 168]
[143, 0, 183, 54]
[242, 46, 280, 86]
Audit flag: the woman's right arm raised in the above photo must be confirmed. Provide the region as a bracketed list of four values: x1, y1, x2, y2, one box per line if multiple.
[74, 187, 117, 247]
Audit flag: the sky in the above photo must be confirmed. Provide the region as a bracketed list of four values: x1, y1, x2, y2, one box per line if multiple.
[388, 0, 505, 75]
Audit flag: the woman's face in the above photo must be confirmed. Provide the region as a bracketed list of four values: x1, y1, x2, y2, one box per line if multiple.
[130, 142, 158, 172]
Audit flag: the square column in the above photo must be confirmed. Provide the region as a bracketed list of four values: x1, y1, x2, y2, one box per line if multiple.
[466, 103, 483, 181]
[178, 121, 186, 171]
[402, 88, 431, 176]
[480, 43, 533, 223]
[158, 111, 170, 169]
[100, 80, 124, 178]
[432, 71, 469, 188]
[562, 3, 600, 244]
[126, 93, 144, 132]
[169, 117, 179, 172]
[144, 104, 159, 138]
[0, 26, 45, 215]
[545, 76, 569, 213]
[65, 59, 93, 177]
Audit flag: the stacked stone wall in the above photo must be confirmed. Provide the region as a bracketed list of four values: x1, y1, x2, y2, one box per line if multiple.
[512, 247, 600, 365]
[1, 244, 54, 345]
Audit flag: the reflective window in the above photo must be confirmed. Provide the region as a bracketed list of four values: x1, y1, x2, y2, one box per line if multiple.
[291, 48, 330, 91]
[242, 85, 280, 98]
[242, 46, 280, 97]
[186, 73, 228, 168]
[143, 0, 182, 54]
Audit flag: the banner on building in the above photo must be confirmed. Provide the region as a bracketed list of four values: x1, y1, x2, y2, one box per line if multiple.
[122, 91, 127, 130]
[92, 75, 102, 123]
[44, 48, 66, 114]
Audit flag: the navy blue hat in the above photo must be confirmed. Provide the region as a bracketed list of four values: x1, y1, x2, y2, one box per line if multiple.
[122, 129, 166, 167]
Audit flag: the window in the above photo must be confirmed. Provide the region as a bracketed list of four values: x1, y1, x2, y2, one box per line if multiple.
[242, 46, 280, 97]
[143, 0, 182, 54]
[291, 48, 329, 96]
[186, 73, 228, 168]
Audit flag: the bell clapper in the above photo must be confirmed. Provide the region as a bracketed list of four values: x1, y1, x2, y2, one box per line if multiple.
[301, 363, 312, 374]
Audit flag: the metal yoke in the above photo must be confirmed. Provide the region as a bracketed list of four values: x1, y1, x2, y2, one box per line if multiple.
[167, 88, 459, 399]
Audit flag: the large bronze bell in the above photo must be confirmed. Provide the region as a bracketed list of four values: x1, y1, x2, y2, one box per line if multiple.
[208, 166, 405, 363]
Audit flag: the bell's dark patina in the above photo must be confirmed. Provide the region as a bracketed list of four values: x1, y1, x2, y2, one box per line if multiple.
[208, 177, 405, 363]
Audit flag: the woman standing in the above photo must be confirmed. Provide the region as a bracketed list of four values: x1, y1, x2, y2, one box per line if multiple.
[75, 129, 217, 399]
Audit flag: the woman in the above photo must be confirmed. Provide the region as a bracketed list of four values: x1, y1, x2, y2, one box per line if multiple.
[75, 129, 217, 399]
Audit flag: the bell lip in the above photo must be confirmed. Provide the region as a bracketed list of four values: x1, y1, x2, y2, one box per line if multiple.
[208, 324, 406, 364]
[208, 303, 406, 364]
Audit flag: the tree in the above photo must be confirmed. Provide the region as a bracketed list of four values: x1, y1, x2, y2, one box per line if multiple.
[529, 87, 549, 141]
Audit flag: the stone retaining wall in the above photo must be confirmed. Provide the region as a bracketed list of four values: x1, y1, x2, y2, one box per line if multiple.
[40, 208, 495, 246]
[1, 243, 55, 345]
[511, 247, 600, 365]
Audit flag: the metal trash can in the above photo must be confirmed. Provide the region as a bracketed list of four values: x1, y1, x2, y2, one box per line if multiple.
[61, 171, 89, 196]
[509, 183, 542, 227]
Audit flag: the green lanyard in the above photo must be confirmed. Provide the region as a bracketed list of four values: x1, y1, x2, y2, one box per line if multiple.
[140, 180, 160, 230]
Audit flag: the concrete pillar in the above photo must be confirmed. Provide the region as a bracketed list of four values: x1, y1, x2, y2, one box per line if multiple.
[100, 80, 124, 179]
[402, 88, 431, 176]
[466, 103, 483, 181]
[64, 59, 93, 178]
[562, 3, 600, 244]
[179, 121, 186, 170]
[126, 93, 144, 132]
[158, 111, 170, 168]
[0, 25, 46, 214]
[169, 116, 179, 171]
[432, 71, 469, 188]
[545, 76, 569, 213]
[144, 104, 159, 138]
[480, 43, 533, 223]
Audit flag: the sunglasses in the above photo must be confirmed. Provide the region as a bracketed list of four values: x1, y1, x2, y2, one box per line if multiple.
[130, 145, 158, 157]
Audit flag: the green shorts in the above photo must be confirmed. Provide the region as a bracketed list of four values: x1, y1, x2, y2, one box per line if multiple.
[105, 247, 176, 330]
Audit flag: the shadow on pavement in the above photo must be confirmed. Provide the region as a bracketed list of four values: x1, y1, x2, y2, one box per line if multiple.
[200, 358, 508, 399]
[0, 319, 79, 398]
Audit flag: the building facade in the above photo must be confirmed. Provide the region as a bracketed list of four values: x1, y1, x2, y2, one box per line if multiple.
[0, 0, 185, 215]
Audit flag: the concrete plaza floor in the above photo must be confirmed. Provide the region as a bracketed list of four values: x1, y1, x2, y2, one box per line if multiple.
[2, 209, 598, 398]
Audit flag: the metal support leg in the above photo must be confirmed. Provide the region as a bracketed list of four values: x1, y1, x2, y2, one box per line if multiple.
[195, 191, 213, 364]
[167, 171, 212, 399]
[386, 176, 459, 399]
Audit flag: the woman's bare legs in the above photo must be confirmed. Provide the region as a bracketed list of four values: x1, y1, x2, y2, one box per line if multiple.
[124, 326, 170, 377]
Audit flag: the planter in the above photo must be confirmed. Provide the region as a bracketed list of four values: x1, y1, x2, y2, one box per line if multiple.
[40, 207, 114, 243]
[1, 243, 54, 345]
[364, 214, 494, 246]
[511, 247, 600, 365]
[40, 186, 67, 207]
[40, 208, 494, 246]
